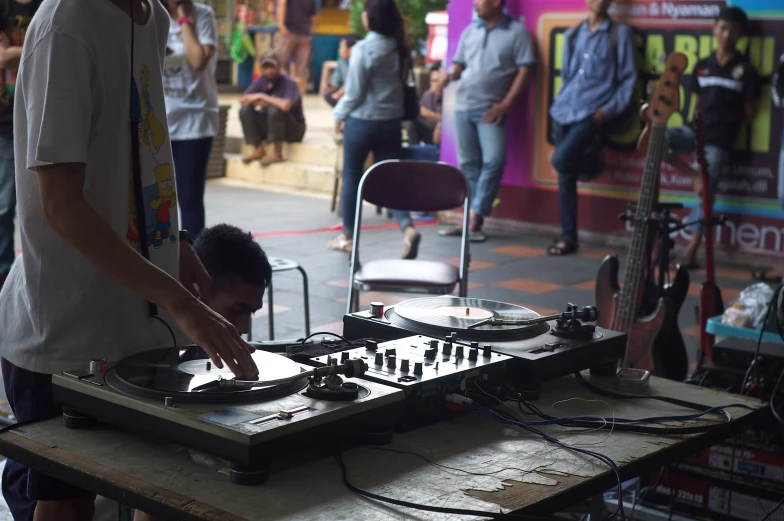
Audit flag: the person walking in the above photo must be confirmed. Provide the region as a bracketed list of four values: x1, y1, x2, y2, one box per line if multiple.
[329, 0, 419, 259]
[163, 0, 219, 238]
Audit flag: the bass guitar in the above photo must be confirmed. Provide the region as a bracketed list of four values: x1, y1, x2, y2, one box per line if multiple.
[695, 111, 724, 365]
[595, 52, 689, 375]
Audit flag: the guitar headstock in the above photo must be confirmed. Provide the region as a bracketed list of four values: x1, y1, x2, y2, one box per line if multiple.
[695, 111, 709, 173]
[647, 52, 688, 125]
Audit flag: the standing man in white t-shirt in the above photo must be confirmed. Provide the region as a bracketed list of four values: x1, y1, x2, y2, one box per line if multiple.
[163, 0, 218, 239]
[0, 0, 258, 519]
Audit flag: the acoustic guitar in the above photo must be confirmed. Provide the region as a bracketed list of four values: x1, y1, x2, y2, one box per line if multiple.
[695, 111, 724, 365]
[595, 52, 689, 374]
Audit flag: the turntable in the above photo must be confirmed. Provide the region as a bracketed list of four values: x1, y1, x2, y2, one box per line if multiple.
[52, 349, 404, 485]
[343, 296, 627, 390]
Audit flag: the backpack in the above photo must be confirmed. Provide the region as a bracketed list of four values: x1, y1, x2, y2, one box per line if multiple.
[565, 19, 637, 134]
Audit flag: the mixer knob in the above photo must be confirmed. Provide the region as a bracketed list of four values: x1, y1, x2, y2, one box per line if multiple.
[468, 347, 478, 361]
[414, 362, 423, 375]
[369, 302, 384, 317]
[470, 341, 479, 350]
[425, 348, 437, 359]
[387, 356, 396, 369]
[429, 339, 438, 349]
[340, 351, 349, 362]
[385, 348, 396, 357]
[400, 359, 410, 372]
[455, 344, 464, 358]
[374, 352, 383, 365]
[442, 342, 452, 355]
[366, 340, 378, 351]
[483, 345, 492, 358]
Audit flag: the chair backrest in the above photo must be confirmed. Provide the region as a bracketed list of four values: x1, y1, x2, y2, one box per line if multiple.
[359, 160, 468, 213]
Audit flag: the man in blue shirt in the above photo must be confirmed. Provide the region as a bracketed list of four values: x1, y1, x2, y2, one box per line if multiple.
[548, 0, 637, 255]
[324, 34, 358, 108]
[440, 0, 536, 242]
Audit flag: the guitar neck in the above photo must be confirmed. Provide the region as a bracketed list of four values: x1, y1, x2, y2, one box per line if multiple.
[615, 124, 667, 333]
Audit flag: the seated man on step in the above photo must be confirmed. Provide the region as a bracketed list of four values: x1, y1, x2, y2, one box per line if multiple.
[240, 51, 307, 165]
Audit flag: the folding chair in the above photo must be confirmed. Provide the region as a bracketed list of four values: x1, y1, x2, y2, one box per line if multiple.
[346, 160, 470, 314]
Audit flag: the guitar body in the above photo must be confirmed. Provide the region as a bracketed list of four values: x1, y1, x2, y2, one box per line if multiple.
[651, 265, 690, 381]
[595, 255, 671, 373]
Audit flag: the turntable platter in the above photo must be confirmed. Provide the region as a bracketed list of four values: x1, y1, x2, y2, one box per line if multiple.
[386, 297, 549, 341]
[106, 348, 308, 404]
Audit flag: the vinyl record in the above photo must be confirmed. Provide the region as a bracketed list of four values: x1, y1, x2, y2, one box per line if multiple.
[386, 296, 549, 341]
[106, 347, 308, 404]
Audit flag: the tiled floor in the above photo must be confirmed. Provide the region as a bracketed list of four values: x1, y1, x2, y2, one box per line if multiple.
[200, 179, 765, 372]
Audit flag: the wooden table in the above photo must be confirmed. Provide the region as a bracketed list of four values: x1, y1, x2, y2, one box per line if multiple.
[0, 375, 765, 521]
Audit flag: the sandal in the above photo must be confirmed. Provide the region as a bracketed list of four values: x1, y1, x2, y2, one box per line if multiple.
[469, 230, 487, 243]
[401, 228, 422, 259]
[327, 234, 353, 252]
[547, 239, 578, 256]
[438, 226, 462, 237]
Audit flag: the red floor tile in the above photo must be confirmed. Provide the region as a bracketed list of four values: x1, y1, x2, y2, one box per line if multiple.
[682, 324, 702, 337]
[444, 257, 498, 270]
[328, 279, 350, 288]
[253, 304, 291, 317]
[572, 280, 596, 292]
[579, 248, 615, 259]
[494, 278, 563, 295]
[491, 245, 546, 258]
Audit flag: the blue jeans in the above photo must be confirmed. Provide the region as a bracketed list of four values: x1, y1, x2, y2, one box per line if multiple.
[0, 136, 15, 277]
[340, 117, 413, 234]
[2, 358, 90, 521]
[454, 109, 507, 217]
[552, 116, 601, 242]
[172, 136, 214, 238]
[666, 126, 730, 234]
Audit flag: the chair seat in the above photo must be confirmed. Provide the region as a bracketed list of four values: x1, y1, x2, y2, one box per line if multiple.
[354, 259, 459, 289]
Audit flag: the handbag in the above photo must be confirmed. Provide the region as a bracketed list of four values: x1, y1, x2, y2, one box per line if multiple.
[400, 56, 420, 121]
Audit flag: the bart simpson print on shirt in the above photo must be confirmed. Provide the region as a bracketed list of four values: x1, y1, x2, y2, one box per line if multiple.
[128, 64, 177, 251]
[150, 164, 177, 248]
[139, 65, 166, 151]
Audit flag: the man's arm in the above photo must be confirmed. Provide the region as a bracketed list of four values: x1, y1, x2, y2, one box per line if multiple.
[0, 32, 21, 70]
[277, 0, 289, 35]
[420, 106, 442, 122]
[333, 43, 369, 123]
[177, 5, 216, 72]
[37, 163, 257, 378]
[597, 24, 638, 122]
[484, 27, 537, 124]
[773, 52, 784, 108]
[253, 92, 293, 112]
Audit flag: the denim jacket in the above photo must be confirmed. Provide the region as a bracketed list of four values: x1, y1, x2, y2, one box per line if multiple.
[333, 31, 404, 122]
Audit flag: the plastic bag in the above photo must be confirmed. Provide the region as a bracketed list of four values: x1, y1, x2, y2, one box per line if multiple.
[721, 282, 774, 329]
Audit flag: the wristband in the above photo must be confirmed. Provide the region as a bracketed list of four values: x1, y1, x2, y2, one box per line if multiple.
[178, 17, 193, 26]
[179, 230, 193, 245]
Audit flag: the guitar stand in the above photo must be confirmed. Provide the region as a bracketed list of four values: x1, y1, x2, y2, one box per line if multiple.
[619, 202, 724, 301]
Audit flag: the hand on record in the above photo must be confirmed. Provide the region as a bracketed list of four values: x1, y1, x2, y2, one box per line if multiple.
[169, 296, 259, 380]
[179, 240, 211, 304]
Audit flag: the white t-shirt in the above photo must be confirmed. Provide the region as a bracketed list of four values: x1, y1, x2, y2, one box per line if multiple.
[163, 2, 219, 141]
[0, 0, 185, 374]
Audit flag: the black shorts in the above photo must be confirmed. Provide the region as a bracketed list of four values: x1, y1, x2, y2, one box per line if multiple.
[1, 358, 90, 519]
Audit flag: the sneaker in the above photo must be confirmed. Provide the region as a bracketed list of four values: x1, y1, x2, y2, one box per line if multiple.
[401, 227, 421, 259]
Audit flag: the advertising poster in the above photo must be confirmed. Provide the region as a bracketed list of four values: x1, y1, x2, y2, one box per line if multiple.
[441, 0, 784, 256]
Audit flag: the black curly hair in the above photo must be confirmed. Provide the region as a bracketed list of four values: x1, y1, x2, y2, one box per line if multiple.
[193, 224, 272, 291]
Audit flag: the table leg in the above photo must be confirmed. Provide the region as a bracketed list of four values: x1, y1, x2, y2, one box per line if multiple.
[297, 266, 311, 336]
[587, 493, 605, 520]
[267, 278, 275, 341]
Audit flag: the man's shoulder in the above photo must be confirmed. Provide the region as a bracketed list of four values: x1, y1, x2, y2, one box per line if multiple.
[192, 2, 215, 20]
[507, 18, 532, 39]
[280, 74, 299, 93]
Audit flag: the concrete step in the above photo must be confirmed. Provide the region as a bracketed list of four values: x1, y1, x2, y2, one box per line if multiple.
[225, 138, 339, 169]
[225, 154, 336, 194]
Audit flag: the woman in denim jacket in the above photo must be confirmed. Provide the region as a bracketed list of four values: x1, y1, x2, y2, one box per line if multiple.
[328, 0, 419, 259]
